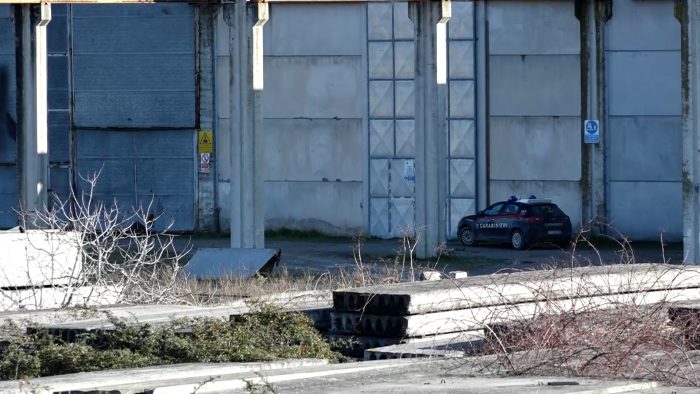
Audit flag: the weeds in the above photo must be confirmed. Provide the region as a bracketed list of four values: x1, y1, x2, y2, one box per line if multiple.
[0, 304, 339, 380]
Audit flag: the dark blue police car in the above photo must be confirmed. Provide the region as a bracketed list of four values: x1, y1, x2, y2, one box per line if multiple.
[457, 196, 572, 250]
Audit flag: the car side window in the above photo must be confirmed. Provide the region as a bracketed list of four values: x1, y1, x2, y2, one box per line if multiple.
[502, 203, 519, 214]
[484, 203, 503, 216]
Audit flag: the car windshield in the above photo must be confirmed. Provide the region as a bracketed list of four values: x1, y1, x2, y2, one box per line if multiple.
[528, 204, 565, 217]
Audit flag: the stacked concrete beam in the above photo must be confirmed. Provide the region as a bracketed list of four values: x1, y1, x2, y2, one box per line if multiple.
[331, 264, 700, 342]
[8, 290, 332, 342]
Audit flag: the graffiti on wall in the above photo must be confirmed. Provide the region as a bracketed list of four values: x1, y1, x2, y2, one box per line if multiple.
[0, 66, 16, 162]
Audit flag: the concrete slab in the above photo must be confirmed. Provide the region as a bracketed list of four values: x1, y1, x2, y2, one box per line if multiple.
[0, 229, 82, 288]
[331, 287, 700, 338]
[183, 248, 280, 279]
[332, 264, 700, 315]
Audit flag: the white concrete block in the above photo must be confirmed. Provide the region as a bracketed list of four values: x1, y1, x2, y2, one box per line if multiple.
[368, 3, 392, 40]
[394, 41, 415, 79]
[489, 55, 580, 116]
[368, 41, 393, 79]
[264, 118, 363, 182]
[393, 2, 413, 40]
[265, 181, 364, 235]
[370, 159, 390, 196]
[607, 51, 681, 116]
[390, 159, 415, 198]
[607, 0, 680, 52]
[264, 4, 364, 56]
[448, 40, 474, 80]
[449, 119, 475, 158]
[489, 116, 581, 181]
[395, 120, 416, 158]
[449, 271, 468, 279]
[450, 159, 476, 198]
[0, 229, 83, 288]
[448, 1, 474, 40]
[488, 0, 579, 55]
[369, 80, 394, 118]
[449, 80, 475, 118]
[394, 80, 415, 118]
[370, 198, 390, 237]
[264, 56, 364, 119]
[370, 120, 394, 158]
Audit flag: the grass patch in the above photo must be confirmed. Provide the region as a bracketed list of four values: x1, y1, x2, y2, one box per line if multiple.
[0, 304, 339, 380]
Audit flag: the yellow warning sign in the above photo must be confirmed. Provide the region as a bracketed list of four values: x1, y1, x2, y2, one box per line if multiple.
[198, 130, 213, 154]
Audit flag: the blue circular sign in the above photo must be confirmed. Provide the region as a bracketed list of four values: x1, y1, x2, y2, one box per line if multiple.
[585, 121, 598, 134]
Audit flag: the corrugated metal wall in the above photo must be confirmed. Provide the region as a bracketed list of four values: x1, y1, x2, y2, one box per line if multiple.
[0, 5, 17, 228]
[71, 4, 196, 231]
[605, 0, 682, 240]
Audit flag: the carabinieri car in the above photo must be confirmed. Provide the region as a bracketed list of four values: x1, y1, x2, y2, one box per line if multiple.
[457, 197, 572, 250]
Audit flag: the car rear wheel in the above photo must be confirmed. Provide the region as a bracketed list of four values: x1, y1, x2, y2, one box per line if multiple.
[511, 230, 526, 250]
[459, 226, 476, 246]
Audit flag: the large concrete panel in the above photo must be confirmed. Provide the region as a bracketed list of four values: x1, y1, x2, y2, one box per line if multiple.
[368, 42, 393, 80]
[448, 40, 474, 80]
[489, 55, 580, 117]
[608, 116, 682, 182]
[393, 2, 413, 41]
[74, 92, 195, 128]
[449, 119, 475, 158]
[215, 56, 230, 120]
[607, 51, 681, 116]
[49, 112, 70, 163]
[264, 56, 363, 119]
[216, 117, 231, 181]
[369, 159, 389, 197]
[264, 4, 364, 56]
[490, 116, 581, 181]
[488, 1, 579, 55]
[390, 159, 415, 198]
[368, 3, 392, 40]
[449, 1, 474, 40]
[0, 167, 17, 228]
[0, 5, 10, 18]
[264, 119, 363, 182]
[0, 11, 16, 164]
[265, 181, 364, 235]
[72, 17, 194, 54]
[47, 15, 69, 55]
[490, 180, 582, 228]
[73, 55, 194, 90]
[48, 56, 69, 110]
[609, 181, 682, 241]
[72, 4, 192, 17]
[606, 0, 680, 51]
[369, 120, 394, 158]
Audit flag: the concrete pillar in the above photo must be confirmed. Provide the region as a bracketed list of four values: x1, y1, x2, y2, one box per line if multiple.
[682, 0, 700, 263]
[475, 1, 488, 211]
[579, 0, 610, 234]
[224, 1, 267, 248]
[411, 0, 450, 259]
[18, 4, 50, 222]
[197, 5, 218, 232]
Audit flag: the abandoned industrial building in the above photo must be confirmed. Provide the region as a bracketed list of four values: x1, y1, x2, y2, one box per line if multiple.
[2, 0, 700, 259]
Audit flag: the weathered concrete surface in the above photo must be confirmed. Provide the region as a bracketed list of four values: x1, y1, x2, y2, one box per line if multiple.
[0, 359, 328, 394]
[0, 229, 82, 288]
[332, 264, 700, 315]
[332, 287, 700, 338]
[364, 331, 483, 360]
[609, 181, 682, 241]
[6, 357, 678, 394]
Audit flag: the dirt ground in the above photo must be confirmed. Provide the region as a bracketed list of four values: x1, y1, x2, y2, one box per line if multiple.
[184, 234, 684, 277]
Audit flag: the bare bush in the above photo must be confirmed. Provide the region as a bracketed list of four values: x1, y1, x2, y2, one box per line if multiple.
[456, 228, 700, 386]
[9, 171, 191, 309]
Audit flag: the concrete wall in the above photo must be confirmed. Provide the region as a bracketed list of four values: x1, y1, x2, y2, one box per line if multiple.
[487, 0, 582, 228]
[0, 5, 17, 228]
[216, 4, 367, 235]
[605, 0, 682, 240]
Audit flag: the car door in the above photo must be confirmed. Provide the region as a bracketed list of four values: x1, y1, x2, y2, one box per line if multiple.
[475, 203, 504, 240]
[496, 203, 521, 241]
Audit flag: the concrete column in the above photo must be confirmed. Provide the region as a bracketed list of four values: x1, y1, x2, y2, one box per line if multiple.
[225, 1, 267, 248]
[579, 0, 610, 234]
[682, 0, 700, 263]
[18, 4, 50, 222]
[475, 1, 488, 211]
[411, 0, 450, 259]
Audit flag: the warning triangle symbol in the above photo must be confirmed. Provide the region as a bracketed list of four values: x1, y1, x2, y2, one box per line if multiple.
[200, 134, 212, 145]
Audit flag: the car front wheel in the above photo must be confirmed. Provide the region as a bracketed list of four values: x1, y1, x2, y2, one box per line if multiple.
[511, 230, 526, 250]
[459, 226, 477, 246]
